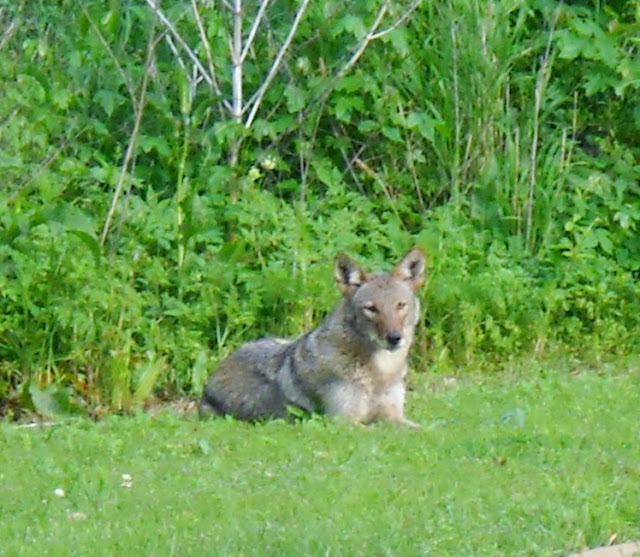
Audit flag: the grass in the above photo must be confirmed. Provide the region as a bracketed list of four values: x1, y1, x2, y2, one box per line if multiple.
[1, 363, 639, 556]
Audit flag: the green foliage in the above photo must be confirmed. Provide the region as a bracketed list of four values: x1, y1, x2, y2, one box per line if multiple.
[1, 0, 639, 413]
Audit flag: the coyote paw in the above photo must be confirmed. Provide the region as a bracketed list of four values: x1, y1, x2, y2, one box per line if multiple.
[398, 417, 421, 429]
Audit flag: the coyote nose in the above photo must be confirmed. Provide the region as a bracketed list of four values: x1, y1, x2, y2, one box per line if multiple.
[386, 332, 402, 350]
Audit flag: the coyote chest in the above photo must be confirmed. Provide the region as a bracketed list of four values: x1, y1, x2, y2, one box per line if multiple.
[371, 346, 409, 377]
[337, 344, 408, 386]
[200, 247, 426, 428]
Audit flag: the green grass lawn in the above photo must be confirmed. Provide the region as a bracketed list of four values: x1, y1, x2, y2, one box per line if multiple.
[1, 364, 639, 556]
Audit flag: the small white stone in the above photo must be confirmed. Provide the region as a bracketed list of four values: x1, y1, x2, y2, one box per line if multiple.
[68, 511, 88, 521]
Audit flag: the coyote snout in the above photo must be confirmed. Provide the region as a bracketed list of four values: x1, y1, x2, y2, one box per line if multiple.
[201, 247, 426, 427]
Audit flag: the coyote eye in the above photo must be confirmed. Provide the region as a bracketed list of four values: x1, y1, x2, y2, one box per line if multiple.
[396, 301, 407, 311]
[362, 303, 378, 315]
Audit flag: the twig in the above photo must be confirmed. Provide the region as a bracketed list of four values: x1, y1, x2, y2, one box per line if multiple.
[290, 0, 392, 130]
[100, 30, 156, 246]
[449, 6, 461, 205]
[344, 141, 367, 196]
[15, 421, 60, 428]
[354, 157, 402, 222]
[81, 6, 138, 110]
[165, 34, 187, 71]
[145, 0, 232, 111]
[241, 0, 271, 63]
[370, 0, 421, 40]
[190, 0, 224, 99]
[0, 17, 17, 52]
[526, 6, 560, 251]
[231, 0, 243, 122]
[244, 0, 312, 128]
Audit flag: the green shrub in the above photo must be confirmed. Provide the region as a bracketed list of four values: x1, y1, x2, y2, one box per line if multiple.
[1, 0, 639, 414]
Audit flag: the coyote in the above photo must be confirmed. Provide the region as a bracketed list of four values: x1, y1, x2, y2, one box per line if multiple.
[200, 247, 426, 427]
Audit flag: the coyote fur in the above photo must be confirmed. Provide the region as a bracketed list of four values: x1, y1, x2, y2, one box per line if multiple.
[200, 247, 426, 427]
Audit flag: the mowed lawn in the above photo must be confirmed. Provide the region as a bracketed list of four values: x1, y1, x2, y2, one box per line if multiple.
[1, 365, 639, 556]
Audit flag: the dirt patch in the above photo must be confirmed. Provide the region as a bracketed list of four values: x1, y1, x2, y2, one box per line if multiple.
[567, 542, 640, 557]
[143, 397, 199, 417]
[2, 396, 199, 426]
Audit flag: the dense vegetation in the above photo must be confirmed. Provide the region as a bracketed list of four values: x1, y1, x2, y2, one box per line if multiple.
[1, 0, 639, 415]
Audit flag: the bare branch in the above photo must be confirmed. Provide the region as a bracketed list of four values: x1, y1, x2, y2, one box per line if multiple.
[241, 0, 271, 63]
[81, 6, 138, 110]
[526, 6, 560, 251]
[370, 0, 422, 40]
[328, 1, 389, 90]
[231, 0, 243, 122]
[263, 0, 419, 152]
[100, 29, 156, 247]
[354, 157, 401, 221]
[291, 0, 391, 127]
[0, 17, 17, 52]
[145, 0, 233, 111]
[165, 34, 187, 71]
[244, 0, 312, 128]
[190, 0, 224, 98]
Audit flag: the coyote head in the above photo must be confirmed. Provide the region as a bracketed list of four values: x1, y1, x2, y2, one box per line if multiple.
[334, 247, 426, 352]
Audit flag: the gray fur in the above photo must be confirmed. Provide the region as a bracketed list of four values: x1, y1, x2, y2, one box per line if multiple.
[200, 247, 426, 427]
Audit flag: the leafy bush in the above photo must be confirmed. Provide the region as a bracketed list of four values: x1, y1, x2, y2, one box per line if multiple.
[1, 0, 639, 415]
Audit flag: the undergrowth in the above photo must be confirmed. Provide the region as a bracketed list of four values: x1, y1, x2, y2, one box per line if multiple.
[1, 0, 639, 415]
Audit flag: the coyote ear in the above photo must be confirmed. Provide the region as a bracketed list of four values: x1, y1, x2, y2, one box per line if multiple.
[393, 247, 426, 292]
[334, 253, 367, 295]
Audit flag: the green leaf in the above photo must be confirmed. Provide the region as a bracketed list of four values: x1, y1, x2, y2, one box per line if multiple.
[95, 89, 123, 117]
[580, 232, 598, 250]
[28, 383, 81, 418]
[17, 74, 46, 102]
[190, 350, 210, 393]
[313, 160, 343, 188]
[286, 404, 308, 419]
[51, 88, 73, 110]
[133, 356, 166, 405]
[613, 211, 631, 230]
[138, 135, 171, 159]
[357, 119, 377, 133]
[335, 75, 366, 93]
[405, 111, 439, 142]
[595, 228, 613, 254]
[333, 95, 365, 123]
[334, 14, 366, 39]
[251, 119, 277, 140]
[556, 30, 589, 61]
[382, 126, 402, 143]
[387, 28, 409, 56]
[584, 71, 617, 96]
[67, 229, 102, 267]
[284, 83, 307, 113]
